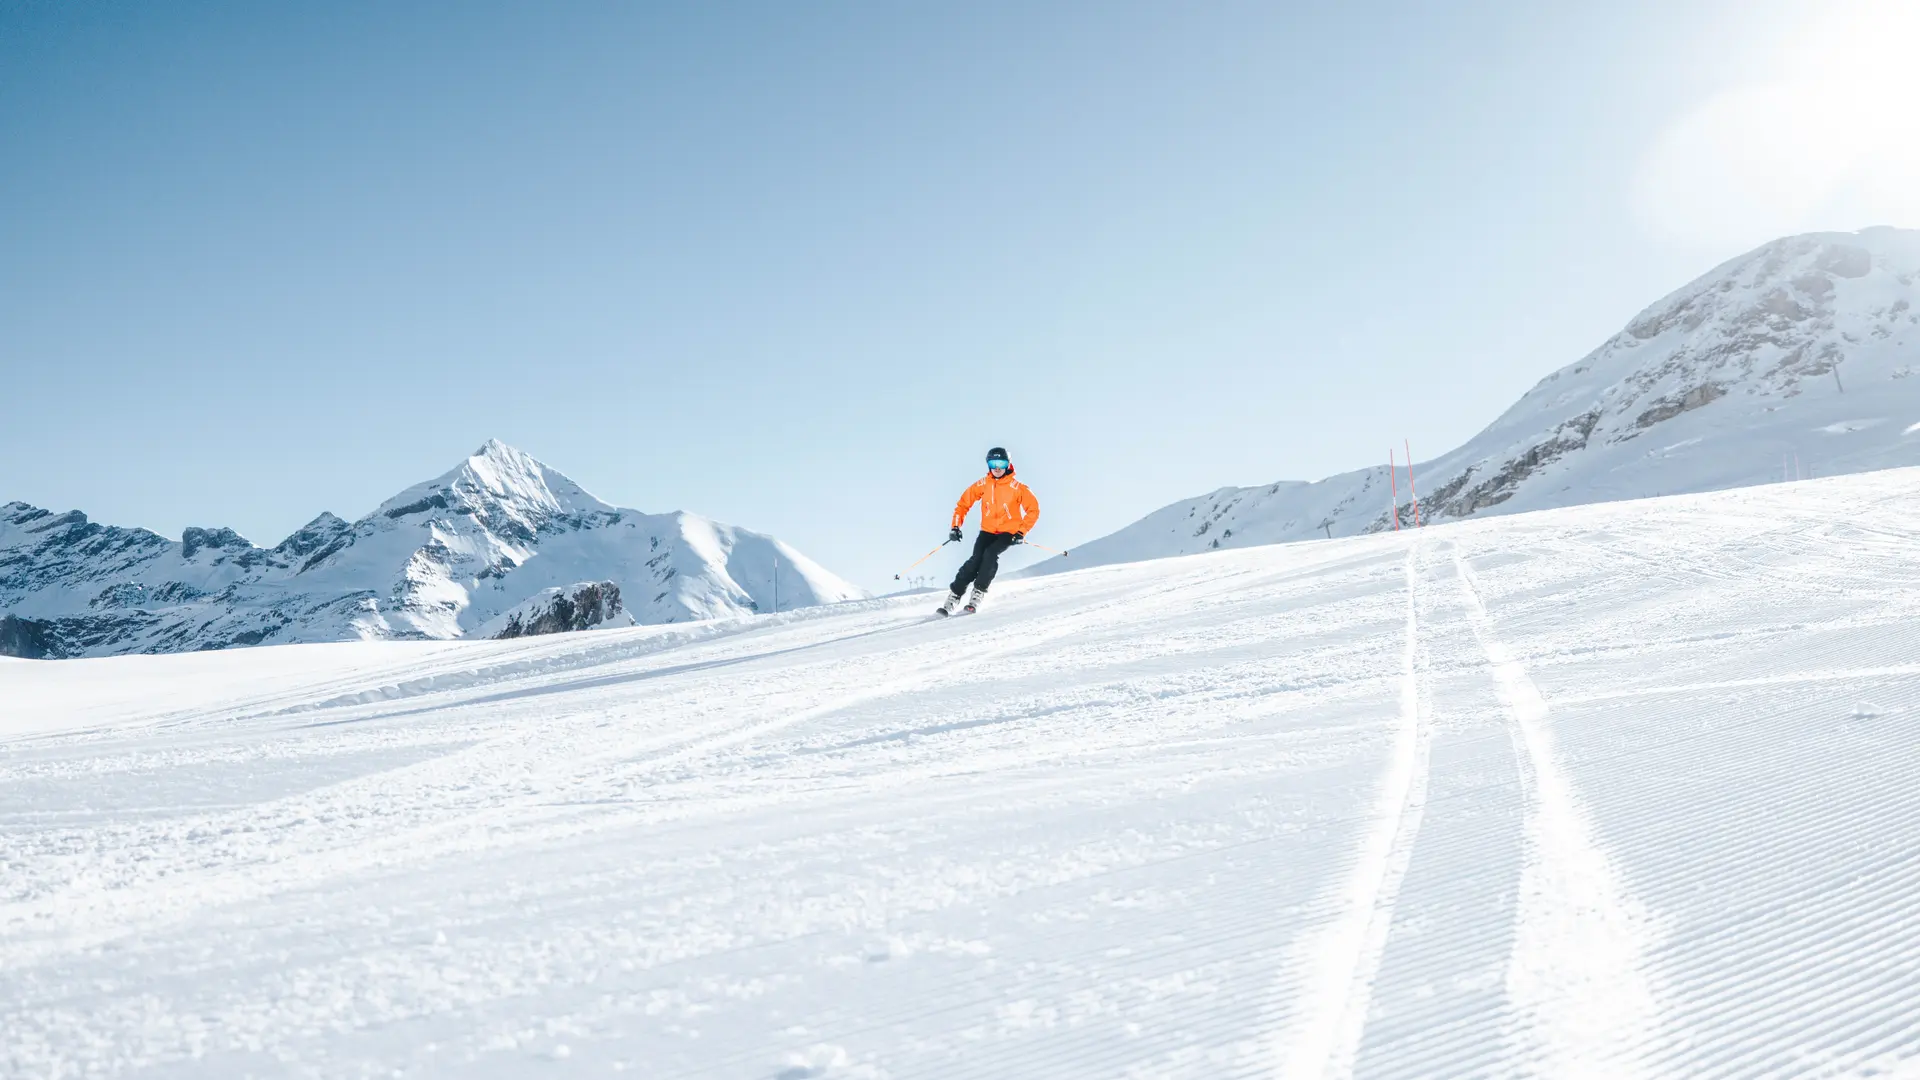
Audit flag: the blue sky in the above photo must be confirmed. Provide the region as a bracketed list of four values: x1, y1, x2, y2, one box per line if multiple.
[4, 1, 1915, 590]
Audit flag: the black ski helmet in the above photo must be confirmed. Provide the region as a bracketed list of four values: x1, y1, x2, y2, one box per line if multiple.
[986, 446, 1011, 467]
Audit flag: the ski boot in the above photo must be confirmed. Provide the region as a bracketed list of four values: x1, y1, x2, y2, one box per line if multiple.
[963, 585, 988, 614]
[935, 590, 963, 617]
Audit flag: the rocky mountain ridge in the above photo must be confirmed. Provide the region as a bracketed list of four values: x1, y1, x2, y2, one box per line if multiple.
[1040, 227, 1920, 571]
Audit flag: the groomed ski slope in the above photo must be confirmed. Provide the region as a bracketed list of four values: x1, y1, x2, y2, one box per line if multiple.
[7, 470, 1920, 1079]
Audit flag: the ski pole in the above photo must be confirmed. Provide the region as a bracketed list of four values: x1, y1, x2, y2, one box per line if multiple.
[1023, 540, 1069, 557]
[893, 539, 954, 580]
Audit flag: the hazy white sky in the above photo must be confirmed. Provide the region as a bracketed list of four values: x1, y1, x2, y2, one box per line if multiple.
[2, 0, 1914, 588]
[1635, 0, 1920, 255]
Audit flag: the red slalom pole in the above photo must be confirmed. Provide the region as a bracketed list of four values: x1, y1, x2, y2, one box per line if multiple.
[1389, 449, 1401, 530]
[1405, 439, 1423, 527]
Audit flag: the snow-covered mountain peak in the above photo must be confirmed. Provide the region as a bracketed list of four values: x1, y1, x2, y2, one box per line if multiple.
[373, 440, 612, 534]
[1045, 227, 1920, 572]
[460, 438, 604, 512]
[1486, 228, 1920, 454]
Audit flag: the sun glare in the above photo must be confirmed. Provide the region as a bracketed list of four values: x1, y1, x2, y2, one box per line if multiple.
[1635, 0, 1920, 251]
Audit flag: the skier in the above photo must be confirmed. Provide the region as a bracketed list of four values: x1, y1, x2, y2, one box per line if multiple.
[938, 447, 1040, 615]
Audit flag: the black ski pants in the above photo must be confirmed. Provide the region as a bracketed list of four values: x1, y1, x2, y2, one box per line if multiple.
[951, 531, 1017, 594]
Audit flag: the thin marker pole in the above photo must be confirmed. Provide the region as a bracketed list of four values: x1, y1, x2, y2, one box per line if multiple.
[893, 539, 954, 580]
[1389, 450, 1401, 531]
[1405, 439, 1423, 527]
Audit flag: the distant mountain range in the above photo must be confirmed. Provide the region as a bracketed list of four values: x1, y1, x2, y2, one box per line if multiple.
[1040, 227, 1920, 571]
[1, 440, 865, 658]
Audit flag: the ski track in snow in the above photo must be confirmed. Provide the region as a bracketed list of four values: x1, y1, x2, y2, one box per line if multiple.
[1268, 548, 1432, 1080]
[1454, 548, 1665, 1080]
[9, 470, 1920, 1078]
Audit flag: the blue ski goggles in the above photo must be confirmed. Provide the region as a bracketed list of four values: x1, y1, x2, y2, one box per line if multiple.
[987, 459, 1010, 470]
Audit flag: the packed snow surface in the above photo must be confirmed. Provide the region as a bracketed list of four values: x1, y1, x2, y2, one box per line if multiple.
[7, 469, 1920, 1078]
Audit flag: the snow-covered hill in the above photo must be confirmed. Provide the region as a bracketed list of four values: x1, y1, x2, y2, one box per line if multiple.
[0, 440, 864, 658]
[1043, 227, 1920, 571]
[8, 471, 1920, 1076]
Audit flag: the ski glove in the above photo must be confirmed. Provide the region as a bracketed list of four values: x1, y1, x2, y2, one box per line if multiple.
[949, 527, 964, 543]
[1012, 532, 1025, 544]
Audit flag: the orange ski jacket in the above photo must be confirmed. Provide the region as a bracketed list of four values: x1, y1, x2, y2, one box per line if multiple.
[953, 469, 1040, 536]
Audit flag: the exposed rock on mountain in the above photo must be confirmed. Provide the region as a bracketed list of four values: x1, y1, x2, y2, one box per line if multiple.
[481, 581, 632, 640]
[1, 441, 864, 658]
[1042, 227, 1920, 571]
